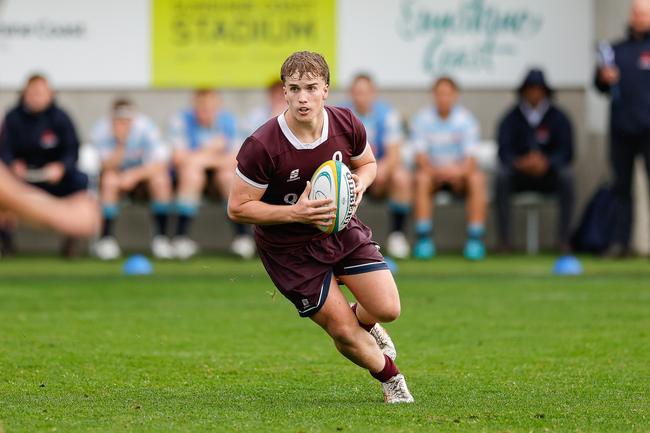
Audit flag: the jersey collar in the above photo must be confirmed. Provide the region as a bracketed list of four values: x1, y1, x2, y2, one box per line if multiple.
[277, 108, 329, 150]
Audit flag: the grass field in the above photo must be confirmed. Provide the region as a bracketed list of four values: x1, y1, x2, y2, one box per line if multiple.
[1, 255, 649, 433]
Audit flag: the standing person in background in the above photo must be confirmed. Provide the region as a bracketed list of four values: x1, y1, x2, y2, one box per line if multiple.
[0, 74, 88, 257]
[595, 0, 650, 257]
[411, 77, 487, 261]
[91, 98, 173, 260]
[242, 79, 287, 136]
[168, 89, 254, 260]
[496, 68, 575, 253]
[344, 74, 412, 259]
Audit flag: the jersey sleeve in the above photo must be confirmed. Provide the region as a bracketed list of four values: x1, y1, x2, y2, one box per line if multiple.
[220, 112, 238, 145]
[384, 109, 404, 146]
[90, 119, 115, 161]
[461, 111, 480, 158]
[141, 118, 170, 164]
[167, 112, 190, 151]
[350, 110, 369, 160]
[236, 136, 273, 189]
[409, 112, 428, 155]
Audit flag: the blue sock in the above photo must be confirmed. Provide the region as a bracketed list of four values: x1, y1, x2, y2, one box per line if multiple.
[176, 200, 199, 218]
[151, 201, 172, 236]
[101, 205, 120, 238]
[102, 204, 119, 219]
[175, 199, 199, 237]
[389, 202, 411, 233]
[416, 219, 433, 240]
[468, 223, 485, 240]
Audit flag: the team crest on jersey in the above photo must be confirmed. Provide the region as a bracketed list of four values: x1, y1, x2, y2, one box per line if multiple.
[639, 51, 650, 70]
[535, 126, 550, 145]
[40, 130, 59, 149]
[287, 169, 300, 182]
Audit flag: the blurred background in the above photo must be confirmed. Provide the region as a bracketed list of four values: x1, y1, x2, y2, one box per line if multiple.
[0, 0, 647, 256]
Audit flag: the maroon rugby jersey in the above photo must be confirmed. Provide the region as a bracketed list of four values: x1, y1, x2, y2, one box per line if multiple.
[236, 106, 370, 248]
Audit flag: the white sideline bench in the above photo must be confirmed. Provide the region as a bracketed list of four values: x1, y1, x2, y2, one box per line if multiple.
[79, 141, 551, 255]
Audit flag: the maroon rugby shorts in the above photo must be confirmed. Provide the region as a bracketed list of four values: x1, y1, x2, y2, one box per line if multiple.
[256, 221, 388, 317]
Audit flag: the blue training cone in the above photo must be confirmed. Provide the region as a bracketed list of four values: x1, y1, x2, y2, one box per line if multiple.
[123, 254, 153, 275]
[553, 255, 583, 276]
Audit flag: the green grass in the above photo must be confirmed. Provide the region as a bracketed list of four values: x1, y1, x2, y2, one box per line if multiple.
[1, 255, 649, 433]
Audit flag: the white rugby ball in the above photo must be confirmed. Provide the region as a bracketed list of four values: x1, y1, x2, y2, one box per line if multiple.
[309, 160, 356, 234]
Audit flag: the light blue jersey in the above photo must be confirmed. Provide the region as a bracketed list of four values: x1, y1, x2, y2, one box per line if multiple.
[343, 100, 403, 160]
[168, 109, 238, 152]
[91, 115, 169, 170]
[410, 105, 480, 166]
[243, 105, 273, 138]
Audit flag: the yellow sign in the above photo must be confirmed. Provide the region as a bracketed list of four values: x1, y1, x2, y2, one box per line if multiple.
[152, 0, 336, 88]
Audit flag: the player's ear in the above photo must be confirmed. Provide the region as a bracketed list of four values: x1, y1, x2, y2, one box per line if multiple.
[323, 84, 329, 100]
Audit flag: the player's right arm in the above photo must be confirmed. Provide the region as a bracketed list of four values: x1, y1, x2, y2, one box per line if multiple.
[227, 178, 335, 227]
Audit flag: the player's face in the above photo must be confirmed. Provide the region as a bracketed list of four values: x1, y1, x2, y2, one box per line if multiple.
[283, 74, 329, 125]
[23, 79, 53, 113]
[433, 82, 458, 117]
[350, 79, 376, 115]
[194, 92, 220, 127]
[630, 0, 650, 33]
[522, 85, 547, 107]
[112, 117, 133, 142]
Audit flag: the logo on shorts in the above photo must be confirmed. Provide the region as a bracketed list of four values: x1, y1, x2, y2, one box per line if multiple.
[301, 298, 310, 307]
[287, 169, 300, 182]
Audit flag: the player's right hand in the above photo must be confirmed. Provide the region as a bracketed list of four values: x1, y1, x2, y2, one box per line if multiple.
[599, 65, 620, 85]
[292, 181, 336, 227]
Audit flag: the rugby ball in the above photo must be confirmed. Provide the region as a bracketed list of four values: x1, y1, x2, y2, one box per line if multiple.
[309, 160, 356, 234]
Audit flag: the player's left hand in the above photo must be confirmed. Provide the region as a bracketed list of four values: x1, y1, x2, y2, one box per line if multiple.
[43, 162, 65, 184]
[351, 173, 367, 213]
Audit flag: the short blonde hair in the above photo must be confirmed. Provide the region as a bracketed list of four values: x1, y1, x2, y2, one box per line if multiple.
[280, 51, 330, 85]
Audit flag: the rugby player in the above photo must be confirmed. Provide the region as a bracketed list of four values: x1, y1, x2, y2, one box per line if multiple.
[228, 51, 414, 403]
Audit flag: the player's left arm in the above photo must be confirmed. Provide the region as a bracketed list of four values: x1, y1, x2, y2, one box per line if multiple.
[0, 161, 99, 236]
[350, 144, 377, 207]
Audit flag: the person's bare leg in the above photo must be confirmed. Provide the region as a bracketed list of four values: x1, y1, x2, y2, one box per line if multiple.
[310, 278, 385, 373]
[176, 157, 206, 204]
[389, 167, 412, 206]
[414, 169, 434, 222]
[147, 164, 173, 257]
[414, 169, 436, 257]
[466, 169, 487, 225]
[385, 167, 413, 258]
[100, 170, 120, 205]
[339, 270, 400, 326]
[173, 156, 207, 248]
[463, 169, 487, 260]
[340, 269, 400, 360]
[321, 271, 414, 403]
